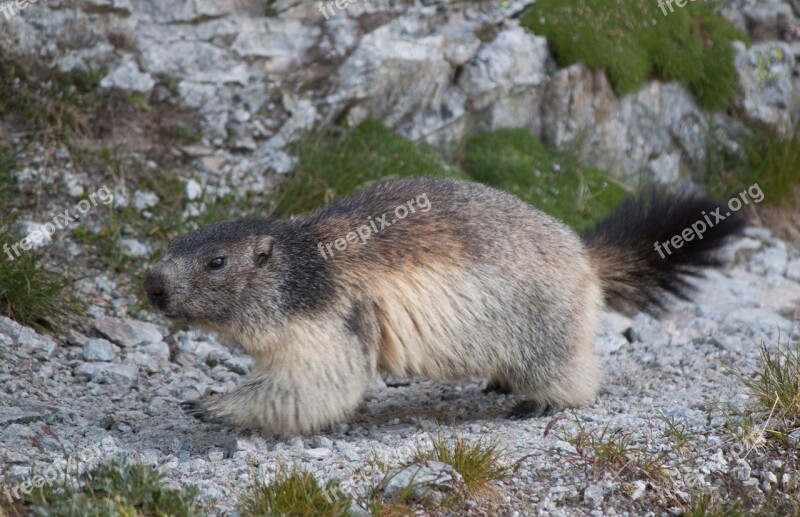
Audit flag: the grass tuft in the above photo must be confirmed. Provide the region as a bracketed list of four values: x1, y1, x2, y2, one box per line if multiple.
[25, 457, 202, 517]
[462, 128, 629, 232]
[413, 432, 510, 494]
[0, 228, 79, 330]
[521, 0, 746, 109]
[706, 127, 800, 206]
[736, 339, 800, 438]
[559, 418, 668, 483]
[237, 466, 352, 517]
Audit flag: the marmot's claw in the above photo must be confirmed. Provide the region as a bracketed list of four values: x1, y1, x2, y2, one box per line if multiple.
[180, 400, 228, 424]
[507, 401, 561, 419]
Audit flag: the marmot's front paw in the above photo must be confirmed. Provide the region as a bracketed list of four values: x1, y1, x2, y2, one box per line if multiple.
[507, 400, 561, 419]
[180, 399, 229, 424]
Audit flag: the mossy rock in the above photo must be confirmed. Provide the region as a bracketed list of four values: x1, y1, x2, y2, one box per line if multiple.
[521, 0, 747, 110]
[462, 128, 630, 232]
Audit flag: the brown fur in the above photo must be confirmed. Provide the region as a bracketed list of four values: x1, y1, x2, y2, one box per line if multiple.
[144, 177, 734, 434]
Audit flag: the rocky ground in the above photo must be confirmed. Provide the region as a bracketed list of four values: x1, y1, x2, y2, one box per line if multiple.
[1, 0, 800, 514]
[1, 223, 799, 515]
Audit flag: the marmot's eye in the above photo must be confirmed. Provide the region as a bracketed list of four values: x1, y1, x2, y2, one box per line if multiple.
[208, 257, 226, 270]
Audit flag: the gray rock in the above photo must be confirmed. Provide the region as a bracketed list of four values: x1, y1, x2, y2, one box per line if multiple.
[735, 42, 799, 133]
[0, 406, 51, 426]
[749, 241, 788, 277]
[119, 237, 151, 258]
[719, 308, 793, 340]
[328, 17, 464, 147]
[629, 313, 671, 347]
[303, 447, 332, 460]
[595, 334, 628, 354]
[459, 26, 550, 133]
[787, 428, 800, 446]
[584, 484, 604, 508]
[141, 341, 170, 362]
[734, 459, 752, 481]
[93, 316, 165, 348]
[127, 352, 160, 373]
[185, 179, 202, 201]
[82, 338, 117, 362]
[9, 220, 54, 250]
[4, 465, 32, 483]
[0, 317, 58, 359]
[100, 55, 155, 94]
[231, 18, 320, 73]
[786, 258, 800, 282]
[382, 461, 464, 503]
[3, 423, 36, 442]
[132, 190, 160, 211]
[73, 362, 139, 384]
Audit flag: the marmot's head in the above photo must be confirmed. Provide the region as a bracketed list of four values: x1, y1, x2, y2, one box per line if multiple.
[144, 219, 284, 332]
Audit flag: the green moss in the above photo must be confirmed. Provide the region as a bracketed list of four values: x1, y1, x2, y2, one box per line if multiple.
[463, 128, 629, 231]
[272, 120, 467, 217]
[26, 458, 203, 517]
[706, 127, 800, 205]
[521, 0, 747, 109]
[237, 467, 351, 517]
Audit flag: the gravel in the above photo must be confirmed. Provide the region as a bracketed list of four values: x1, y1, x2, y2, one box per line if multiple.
[1, 227, 799, 514]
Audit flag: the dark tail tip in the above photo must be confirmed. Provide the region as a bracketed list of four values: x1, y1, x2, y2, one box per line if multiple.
[582, 187, 747, 314]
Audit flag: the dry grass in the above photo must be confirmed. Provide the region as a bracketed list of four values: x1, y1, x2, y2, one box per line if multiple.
[559, 418, 669, 484]
[413, 431, 510, 495]
[736, 339, 800, 439]
[237, 466, 351, 517]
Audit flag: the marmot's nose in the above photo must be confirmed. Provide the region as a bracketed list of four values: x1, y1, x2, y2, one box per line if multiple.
[143, 271, 168, 309]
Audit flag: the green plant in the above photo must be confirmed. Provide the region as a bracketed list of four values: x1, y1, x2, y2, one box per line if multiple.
[737, 340, 800, 438]
[684, 492, 745, 517]
[26, 457, 203, 517]
[706, 127, 800, 206]
[463, 128, 630, 231]
[0, 229, 79, 330]
[237, 466, 351, 517]
[0, 63, 89, 142]
[272, 120, 467, 217]
[413, 432, 510, 494]
[559, 417, 667, 483]
[0, 148, 16, 208]
[521, 0, 747, 109]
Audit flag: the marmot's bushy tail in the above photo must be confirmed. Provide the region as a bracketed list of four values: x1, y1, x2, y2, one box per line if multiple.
[582, 189, 746, 314]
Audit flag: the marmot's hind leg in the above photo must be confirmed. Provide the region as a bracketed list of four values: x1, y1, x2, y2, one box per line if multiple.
[508, 400, 561, 419]
[504, 338, 601, 420]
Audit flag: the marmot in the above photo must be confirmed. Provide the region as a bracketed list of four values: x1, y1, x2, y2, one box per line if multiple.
[144, 177, 743, 434]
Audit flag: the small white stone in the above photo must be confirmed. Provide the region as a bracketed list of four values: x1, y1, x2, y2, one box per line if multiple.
[303, 447, 331, 460]
[185, 179, 203, 201]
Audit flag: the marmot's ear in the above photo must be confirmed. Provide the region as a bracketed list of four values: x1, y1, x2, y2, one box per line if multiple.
[253, 235, 274, 267]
